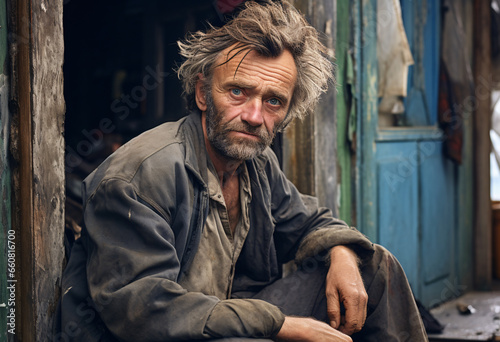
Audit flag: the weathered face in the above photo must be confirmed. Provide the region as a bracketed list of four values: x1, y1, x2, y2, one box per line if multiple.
[196, 46, 297, 161]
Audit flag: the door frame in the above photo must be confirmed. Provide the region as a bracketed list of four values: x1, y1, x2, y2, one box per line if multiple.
[8, 0, 65, 340]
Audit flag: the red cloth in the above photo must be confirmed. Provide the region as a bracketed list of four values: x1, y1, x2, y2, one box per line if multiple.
[438, 61, 463, 164]
[215, 0, 245, 14]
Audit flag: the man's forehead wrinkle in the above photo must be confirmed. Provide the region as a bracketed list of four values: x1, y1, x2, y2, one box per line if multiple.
[229, 59, 297, 86]
[216, 46, 296, 80]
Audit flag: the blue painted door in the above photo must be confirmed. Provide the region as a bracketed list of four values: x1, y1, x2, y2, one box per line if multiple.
[374, 136, 457, 305]
[357, 0, 462, 306]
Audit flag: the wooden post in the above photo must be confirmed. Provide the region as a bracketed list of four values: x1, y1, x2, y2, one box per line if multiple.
[473, 0, 492, 290]
[336, 0, 355, 225]
[13, 0, 36, 340]
[9, 0, 65, 339]
[0, 0, 13, 339]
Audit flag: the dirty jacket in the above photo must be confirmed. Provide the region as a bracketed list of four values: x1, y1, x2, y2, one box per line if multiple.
[58, 112, 374, 341]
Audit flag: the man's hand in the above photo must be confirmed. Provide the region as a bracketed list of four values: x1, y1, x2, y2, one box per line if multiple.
[326, 245, 367, 335]
[275, 316, 352, 342]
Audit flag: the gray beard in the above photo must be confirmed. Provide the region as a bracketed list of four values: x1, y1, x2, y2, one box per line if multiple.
[205, 92, 276, 161]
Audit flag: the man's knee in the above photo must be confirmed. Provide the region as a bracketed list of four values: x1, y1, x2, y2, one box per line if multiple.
[363, 244, 405, 278]
[361, 244, 414, 304]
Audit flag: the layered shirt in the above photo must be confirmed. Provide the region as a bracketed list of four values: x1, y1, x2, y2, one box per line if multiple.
[180, 162, 252, 299]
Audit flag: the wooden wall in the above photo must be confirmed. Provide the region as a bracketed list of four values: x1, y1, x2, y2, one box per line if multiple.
[284, 0, 339, 214]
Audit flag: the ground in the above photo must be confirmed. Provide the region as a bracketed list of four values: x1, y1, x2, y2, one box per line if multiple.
[428, 291, 500, 341]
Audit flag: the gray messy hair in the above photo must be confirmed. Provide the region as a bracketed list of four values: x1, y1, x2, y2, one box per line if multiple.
[176, 0, 334, 127]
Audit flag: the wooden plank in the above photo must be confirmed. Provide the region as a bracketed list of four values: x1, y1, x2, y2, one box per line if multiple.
[473, 0, 493, 290]
[283, 0, 339, 212]
[0, 1, 10, 339]
[456, 0, 475, 302]
[336, 0, 354, 224]
[419, 141, 456, 305]
[376, 142, 419, 288]
[377, 126, 443, 141]
[29, 0, 66, 339]
[283, 106, 316, 197]
[0, 76, 7, 341]
[0, 0, 10, 339]
[356, 0, 378, 241]
[283, 0, 315, 198]
[9, 0, 65, 340]
[310, 0, 338, 214]
[400, 0, 441, 126]
[14, 1, 35, 341]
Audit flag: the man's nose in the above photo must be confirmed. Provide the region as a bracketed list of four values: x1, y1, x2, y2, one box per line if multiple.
[241, 99, 264, 127]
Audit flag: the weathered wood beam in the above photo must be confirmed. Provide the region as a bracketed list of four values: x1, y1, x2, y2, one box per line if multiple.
[283, 0, 338, 213]
[10, 0, 65, 340]
[283, 0, 315, 198]
[473, 0, 492, 290]
[14, 0, 35, 340]
[30, 0, 66, 338]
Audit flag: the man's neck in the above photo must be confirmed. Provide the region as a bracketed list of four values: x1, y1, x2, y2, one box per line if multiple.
[207, 144, 242, 187]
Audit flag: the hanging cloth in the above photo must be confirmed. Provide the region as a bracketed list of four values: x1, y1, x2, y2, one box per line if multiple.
[437, 0, 473, 165]
[438, 61, 463, 164]
[377, 0, 414, 114]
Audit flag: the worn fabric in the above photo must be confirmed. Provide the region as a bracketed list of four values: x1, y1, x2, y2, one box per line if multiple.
[257, 244, 427, 341]
[179, 162, 252, 299]
[201, 245, 428, 342]
[57, 112, 375, 341]
[377, 0, 414, 118]
[377, 0, 414, 99]
[351, 245, 427, 341]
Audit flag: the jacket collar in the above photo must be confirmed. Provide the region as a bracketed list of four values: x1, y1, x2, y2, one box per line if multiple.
[180, 111, 210, 188]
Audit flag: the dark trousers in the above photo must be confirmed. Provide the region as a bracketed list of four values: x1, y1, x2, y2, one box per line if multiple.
[206, 244, 428, 342]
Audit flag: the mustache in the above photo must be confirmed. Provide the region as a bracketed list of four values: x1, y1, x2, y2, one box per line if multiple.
[221, 121, 272, 140]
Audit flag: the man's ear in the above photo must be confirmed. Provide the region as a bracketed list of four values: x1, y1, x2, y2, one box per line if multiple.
[195, 74, 207, 112]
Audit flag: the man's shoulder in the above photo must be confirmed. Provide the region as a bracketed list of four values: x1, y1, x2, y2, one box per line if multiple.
[84, 115, 200, 193]
[108, 119, 186, 174]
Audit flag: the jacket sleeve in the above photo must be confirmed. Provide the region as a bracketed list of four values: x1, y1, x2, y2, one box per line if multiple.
[83, 177, 284, 341]
[263, 150, 375, 265]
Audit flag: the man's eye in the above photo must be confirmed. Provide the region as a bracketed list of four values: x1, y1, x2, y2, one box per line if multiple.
[268, 98, 280, 106]
[231, 88, 242, 96]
